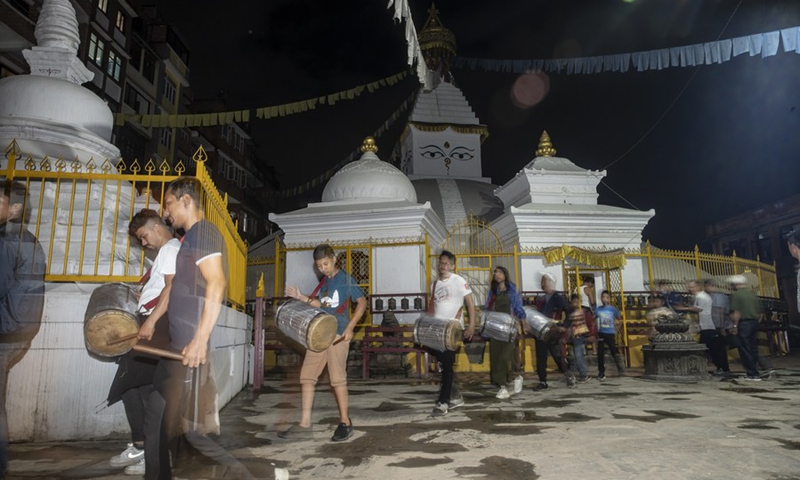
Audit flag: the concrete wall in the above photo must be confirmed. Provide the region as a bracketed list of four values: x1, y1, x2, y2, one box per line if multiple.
[8, 282, 252, 442]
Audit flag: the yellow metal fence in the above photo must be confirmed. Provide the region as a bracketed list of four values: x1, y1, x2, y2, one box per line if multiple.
[2, 140, 246, 309]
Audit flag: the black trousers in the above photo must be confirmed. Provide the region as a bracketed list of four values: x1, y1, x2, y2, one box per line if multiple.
[535, 338, 571, 383]
[699, 329, 729, 372]
[597, 333, 625, 376]
[433, 349, 456, 404]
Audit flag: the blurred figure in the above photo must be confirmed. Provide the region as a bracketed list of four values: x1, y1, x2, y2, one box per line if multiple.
[144, 177, 239, 480]
[729, 275, 763, 381]
[677, 280, 725, 375]
[568, 294, 595, 383]
[484, 266, 525, 399]
[787, 230, 800, 313]
[106, 209, 179, 475]
[0, 180, 45, 478]
[705, 279, 731, 377]
[532, 274, 574, 390]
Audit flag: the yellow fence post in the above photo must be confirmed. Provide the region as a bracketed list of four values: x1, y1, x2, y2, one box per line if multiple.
[274, 239, 282, 298]
[5, 139, 19, 180]
[694, 245, 701, 280]
[756, 254, 764, 296]
[645, 240, 654, 289]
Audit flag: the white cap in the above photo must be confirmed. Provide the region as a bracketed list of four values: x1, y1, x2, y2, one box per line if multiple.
[729, 275, 747, 285]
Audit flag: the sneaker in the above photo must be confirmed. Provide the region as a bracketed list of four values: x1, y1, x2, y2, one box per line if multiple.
[512, 375, 523, 395]
[577, 375, 592, 384]
[597, 374, 606, 381]
[532, 382, 549, 391]
[449, 396, 465, 409]
[109, 443, 144, 468]
[759, 368, 775, 378]
[432, 402, 449, 416]
[124, 458, 145, 475]
[331, 421, 354, 442]
[740, 375, 762, 382]
[496, 386, 510, 399]
[277, 424, 313, 439]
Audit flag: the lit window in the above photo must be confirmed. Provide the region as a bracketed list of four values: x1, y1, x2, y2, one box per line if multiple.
[107, 50, 122, 81]
[163, 77, 176, 104]
[115, 11, 125, 32]
[98, 0, 108, 13]
[88, 33, 105, 67]
[159, 128, 172, 147]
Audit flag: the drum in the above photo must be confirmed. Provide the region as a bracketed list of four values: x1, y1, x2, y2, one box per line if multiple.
[413, 315, 462, 351]
[522, 307, 559, 342]
[275, 300, 338, 352]
[480, 311, 518, 342]
[84, 283, 140, 357]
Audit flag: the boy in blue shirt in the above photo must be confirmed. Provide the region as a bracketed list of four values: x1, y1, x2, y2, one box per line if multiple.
[594, 290, 626, 380]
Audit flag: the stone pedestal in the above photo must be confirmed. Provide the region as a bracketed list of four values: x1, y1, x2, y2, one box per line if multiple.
[643, 310, 709, 382]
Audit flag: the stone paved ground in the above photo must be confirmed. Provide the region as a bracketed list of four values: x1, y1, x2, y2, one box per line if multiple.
[7, 355, 800, 479]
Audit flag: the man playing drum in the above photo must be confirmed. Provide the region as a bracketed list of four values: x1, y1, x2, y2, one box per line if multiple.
[282, 244, 366, 442]
[531, 273, 575, 391]
[106, 209, 179, 475]
[144, 177, 228, 479]
[429, 250, 476, 416]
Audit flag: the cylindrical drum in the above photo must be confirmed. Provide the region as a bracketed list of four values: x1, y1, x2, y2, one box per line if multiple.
[413, 315, 462, 351]
[480, 311, 518, 342]
[522, 306, 559, 343]
[275, 300, 337, 352]
[84, 283, 140, 357]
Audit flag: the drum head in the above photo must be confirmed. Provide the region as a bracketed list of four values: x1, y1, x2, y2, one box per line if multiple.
[306, 314, 337, 352]
[85, 310, 138, 357]
[444, 322, 463, 351]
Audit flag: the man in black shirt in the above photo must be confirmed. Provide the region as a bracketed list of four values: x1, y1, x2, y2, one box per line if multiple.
[143, 177, 229, 480]
[531, 273, 574, 391]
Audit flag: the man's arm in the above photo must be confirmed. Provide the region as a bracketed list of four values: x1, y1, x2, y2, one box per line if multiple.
[182, 255, 226, 367]
[464, 293, 476, 340]
[138, 274, 173, 341]
[342, 296, 367, 342]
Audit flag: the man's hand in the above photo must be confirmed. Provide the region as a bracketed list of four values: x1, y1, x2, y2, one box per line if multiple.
[342, 325, 355, 343]
[138, 317, 156, 341]
[182, 338, 208, 368]
[464, 326, 474, 341]
[285, 285, 302, 300]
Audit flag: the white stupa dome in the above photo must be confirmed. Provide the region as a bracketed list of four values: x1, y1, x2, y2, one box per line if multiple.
[322, 137, 418, 203]
[0, 75, 114, 141]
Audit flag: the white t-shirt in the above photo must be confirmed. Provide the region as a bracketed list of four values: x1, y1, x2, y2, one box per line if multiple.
[580, 284, 595, 308]
[432, 273, 472, 327]
[138, 238, 180, 314]
[694, 290, 714, 330]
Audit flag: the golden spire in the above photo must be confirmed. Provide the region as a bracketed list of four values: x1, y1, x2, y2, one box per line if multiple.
[418, 3, 456, 70]
[360, 136, 378, 153]
[536, 130, 557, 157]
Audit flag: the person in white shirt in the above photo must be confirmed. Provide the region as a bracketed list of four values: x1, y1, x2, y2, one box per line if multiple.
[107, 209, 179, 475]
[429, 250, 475, 416]
[678, 280, 726, 375]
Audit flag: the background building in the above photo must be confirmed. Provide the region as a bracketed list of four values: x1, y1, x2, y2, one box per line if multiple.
[706, 193, 800, 329]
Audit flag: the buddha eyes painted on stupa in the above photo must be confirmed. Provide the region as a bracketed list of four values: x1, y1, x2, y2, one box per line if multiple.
[419, 144, 475, 161]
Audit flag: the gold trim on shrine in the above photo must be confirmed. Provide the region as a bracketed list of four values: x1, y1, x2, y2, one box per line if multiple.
[543, 245, 627, 268]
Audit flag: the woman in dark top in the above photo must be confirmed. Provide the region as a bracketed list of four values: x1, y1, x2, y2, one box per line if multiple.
[484, 266, 526, 399]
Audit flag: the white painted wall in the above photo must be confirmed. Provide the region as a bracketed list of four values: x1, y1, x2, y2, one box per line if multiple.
[7, 283, 252, 441]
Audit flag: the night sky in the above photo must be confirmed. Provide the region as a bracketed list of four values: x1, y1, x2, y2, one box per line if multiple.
[157, 0, 800, 251]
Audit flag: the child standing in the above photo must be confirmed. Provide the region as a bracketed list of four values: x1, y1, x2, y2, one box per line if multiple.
[594, 291, 626, 380]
